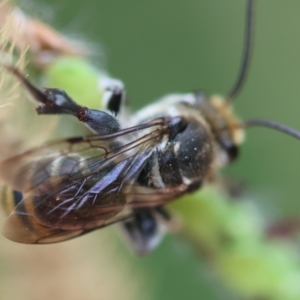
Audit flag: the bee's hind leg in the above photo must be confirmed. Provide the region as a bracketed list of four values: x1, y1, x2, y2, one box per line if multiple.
[5, 66, 121, 135]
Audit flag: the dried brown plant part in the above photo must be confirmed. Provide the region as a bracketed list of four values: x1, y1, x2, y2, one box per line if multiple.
[0, 3, 58, 159]
[0, 1, 88, 68]
[0, 3, 26, 159]
[267, 217, 300, 239]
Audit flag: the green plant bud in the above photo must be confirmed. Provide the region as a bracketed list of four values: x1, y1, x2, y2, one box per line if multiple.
[44, 57, 102, 109]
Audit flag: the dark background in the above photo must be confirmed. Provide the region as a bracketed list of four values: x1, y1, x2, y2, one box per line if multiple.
[1, 1, 300, 299]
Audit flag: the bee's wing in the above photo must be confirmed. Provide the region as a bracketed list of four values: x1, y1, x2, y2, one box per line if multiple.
[1, 184, 189, 244]
[2, 194, 135, 244]
[0, 119, 165, 192]
[0, 118, 190, 244]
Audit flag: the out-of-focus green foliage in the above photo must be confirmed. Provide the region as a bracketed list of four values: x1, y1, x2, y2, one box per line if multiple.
[171, 187, 300, 299]
[45, 57, 102, 109]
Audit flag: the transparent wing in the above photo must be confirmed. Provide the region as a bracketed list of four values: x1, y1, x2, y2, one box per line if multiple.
[0, 118, 191, 244]
[0, 119, 166, 192]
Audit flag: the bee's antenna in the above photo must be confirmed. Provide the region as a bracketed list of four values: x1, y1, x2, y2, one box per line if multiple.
[243, 119, 300, 141]
[226, 0, 255, 102]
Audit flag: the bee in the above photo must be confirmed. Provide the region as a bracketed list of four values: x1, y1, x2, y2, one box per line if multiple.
[0, 0, 299, 255]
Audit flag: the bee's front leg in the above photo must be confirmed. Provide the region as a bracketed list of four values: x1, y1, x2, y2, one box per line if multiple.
[6, 66, 120, 135]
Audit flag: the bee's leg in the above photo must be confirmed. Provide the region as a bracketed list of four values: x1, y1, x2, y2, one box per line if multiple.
[37, 88, 121, 134]
[101, 77, 126, 117]
[155, 206, 171, 220]
[6, 66, 120, 135]
[119, 207, 169, 256]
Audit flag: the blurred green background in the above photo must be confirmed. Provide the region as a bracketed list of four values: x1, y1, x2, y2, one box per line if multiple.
[1, 0, 300, 299]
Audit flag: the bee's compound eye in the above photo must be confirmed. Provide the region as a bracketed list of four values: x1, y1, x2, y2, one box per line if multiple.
[227, 145, 239, 162]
